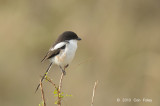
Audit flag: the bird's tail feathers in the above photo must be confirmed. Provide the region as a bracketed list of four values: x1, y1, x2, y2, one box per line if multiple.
[35, 62, 53, 93]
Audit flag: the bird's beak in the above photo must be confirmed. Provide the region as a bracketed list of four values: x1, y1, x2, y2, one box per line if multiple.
[77, 37, 82, 41]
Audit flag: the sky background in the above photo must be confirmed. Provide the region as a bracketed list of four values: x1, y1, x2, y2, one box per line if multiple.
[0, 0, 160, 106]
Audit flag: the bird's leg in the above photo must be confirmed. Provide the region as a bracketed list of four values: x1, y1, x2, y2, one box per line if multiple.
[63, 64, 69, 75]
[64, 64, 69, 70]
[59, 66, 66, 75]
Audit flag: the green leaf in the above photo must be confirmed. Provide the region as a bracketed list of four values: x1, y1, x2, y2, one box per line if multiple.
[54, 100, 58, 104]
[39, 101, 44, 106]
[53, 90, 58, 94]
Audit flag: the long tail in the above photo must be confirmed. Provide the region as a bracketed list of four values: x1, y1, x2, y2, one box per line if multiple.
[41, 51, 49, 62]
[35, 62, 53, 93]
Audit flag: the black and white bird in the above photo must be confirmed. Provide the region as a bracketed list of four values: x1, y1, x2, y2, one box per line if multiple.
[35, 31, 81, 92]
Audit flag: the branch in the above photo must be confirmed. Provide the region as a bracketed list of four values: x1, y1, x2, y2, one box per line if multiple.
[40, 80, 46, 106]
[91, 80, 98, 106]
[45, 76, 61, 106]
[44, 72, 65, 106]
[59, 72, 64, 92]
[45, 76, 57, 89]
[57, 72, 65, 106]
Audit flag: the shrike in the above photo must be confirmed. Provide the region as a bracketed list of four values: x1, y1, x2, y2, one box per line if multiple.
[35, 31, 81, 92]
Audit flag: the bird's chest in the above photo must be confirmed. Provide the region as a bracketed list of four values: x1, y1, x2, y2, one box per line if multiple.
[55, 40, 77, 66]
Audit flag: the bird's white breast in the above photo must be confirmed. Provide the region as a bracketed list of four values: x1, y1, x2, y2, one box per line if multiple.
[53, 40, 78, 67]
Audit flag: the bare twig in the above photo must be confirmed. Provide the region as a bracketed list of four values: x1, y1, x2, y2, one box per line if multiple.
[57, 72, 65, 106]
[59, 72, 64, 92]
[44, 71, 65, 106]
[45, 76, 61, 106]
[91, 80, 98, 106]
[40, 80, 46, 106]
[45, 77, 57, 89]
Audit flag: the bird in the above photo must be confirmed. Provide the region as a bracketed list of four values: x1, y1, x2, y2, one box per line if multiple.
[35, 31, 81, 92]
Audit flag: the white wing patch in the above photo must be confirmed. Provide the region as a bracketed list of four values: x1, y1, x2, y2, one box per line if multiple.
[50, 42, 67, 51]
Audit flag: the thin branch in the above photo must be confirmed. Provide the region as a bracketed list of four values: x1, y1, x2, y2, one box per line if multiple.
[91, 80, 98, 106]
[44, 71, 64, 106]
[45, 76, 61, 106]
[40, 80, 46, 106]
[57, 72, 64, 106]
[59, 72, 64, 92]
[45, 77, 57, 89]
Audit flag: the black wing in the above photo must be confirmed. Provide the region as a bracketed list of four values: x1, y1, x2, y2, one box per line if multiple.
[41, 45, 66, 62]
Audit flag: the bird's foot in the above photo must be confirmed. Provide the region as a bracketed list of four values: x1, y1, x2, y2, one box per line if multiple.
[62, 69, 66, 75]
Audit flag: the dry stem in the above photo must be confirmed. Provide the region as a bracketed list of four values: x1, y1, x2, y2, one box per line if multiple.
[44, 71, 65, 106]
[45, 77, 57, 89]
[45, 77, 61, 106]
[91, 80, 98, 106]
[57, 72, 64, 106]
[59, 72, 64, 92]
[40, 80, 46, 106]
